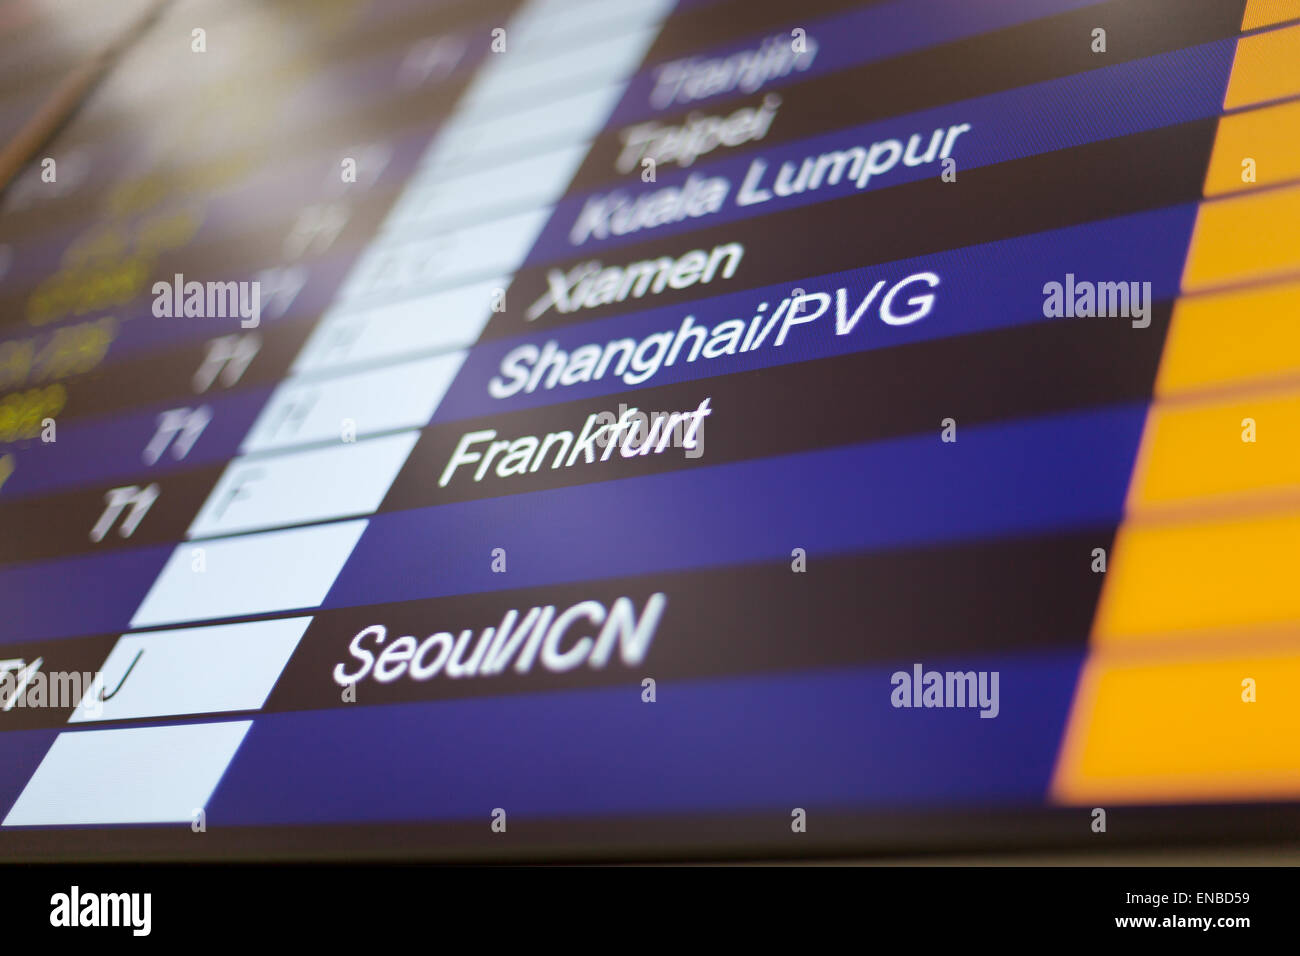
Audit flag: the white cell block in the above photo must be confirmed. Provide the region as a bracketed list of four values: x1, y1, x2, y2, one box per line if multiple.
[416, 84, 623, 182]
[292, 278, 499, 374]
[462, 25, 662, 114]
[339, 207, 550, 304]
[384, 142, 588, 235]
[241, 352, 465, 452]
[130, 520, 366, 628]
[189, 432, 417, 538]
[509, 0, 675, 48]
[69, 617, 311, 724]
[3, 721, 252, 826]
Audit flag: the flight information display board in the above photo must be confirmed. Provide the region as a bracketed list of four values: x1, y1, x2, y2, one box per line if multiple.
[0, 0, 1298, 861]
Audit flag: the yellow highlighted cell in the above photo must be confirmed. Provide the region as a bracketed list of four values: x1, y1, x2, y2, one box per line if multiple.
[1133, 389, 1300, 509]
[1182, 184, 1300, 291]
[1095, 509, 1300, 642]
[1053, 650, 1300, 804]
[1242, 0, 1300, 31]
[1158, 281, 1300, 396]
[1204, 98, 1300, 196]
[1225, 23, 1300, 110]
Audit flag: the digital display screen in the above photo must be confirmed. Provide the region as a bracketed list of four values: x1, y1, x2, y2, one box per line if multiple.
[1, 0, 1298, 862]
